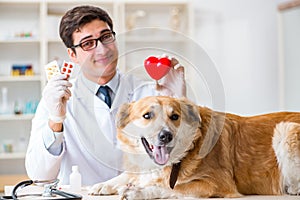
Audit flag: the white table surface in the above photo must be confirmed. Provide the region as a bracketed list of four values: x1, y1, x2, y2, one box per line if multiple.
[4, 185, 300, 199]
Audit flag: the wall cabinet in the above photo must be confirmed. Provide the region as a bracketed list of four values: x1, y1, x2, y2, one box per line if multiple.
[0, 0, 193, 191]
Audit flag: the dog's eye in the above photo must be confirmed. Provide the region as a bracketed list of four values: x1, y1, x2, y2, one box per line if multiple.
[170, 114, 179, 121]
[143, 112, 154, 119]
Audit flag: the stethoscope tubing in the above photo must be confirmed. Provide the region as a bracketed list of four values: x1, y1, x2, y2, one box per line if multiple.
[0, 179, 82, 200]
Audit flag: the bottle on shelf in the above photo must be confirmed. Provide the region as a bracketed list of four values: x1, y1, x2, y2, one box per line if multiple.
[14, 100, 23, 115]
[2, 139, 14, 153]
[0, 87, 9, 115]
[69, 165, 82, 192]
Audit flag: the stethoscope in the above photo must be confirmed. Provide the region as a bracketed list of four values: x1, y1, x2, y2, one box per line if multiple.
[0, 179, 82, 200]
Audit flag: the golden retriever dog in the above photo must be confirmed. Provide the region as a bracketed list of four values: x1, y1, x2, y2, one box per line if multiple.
[90, 96, 300, 199]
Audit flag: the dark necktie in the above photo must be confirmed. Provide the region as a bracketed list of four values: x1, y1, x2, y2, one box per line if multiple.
[96, 86, 112, 108]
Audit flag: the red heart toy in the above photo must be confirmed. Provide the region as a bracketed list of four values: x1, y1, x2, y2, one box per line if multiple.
[144, 56, 171, 80]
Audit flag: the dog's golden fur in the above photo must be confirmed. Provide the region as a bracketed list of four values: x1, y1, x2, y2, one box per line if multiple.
[90, 96, 300, 199]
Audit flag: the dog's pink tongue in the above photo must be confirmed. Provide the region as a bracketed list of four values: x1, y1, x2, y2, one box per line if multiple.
[153, 145, 169, 165]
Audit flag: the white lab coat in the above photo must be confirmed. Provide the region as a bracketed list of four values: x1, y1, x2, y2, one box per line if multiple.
[25, 71, 157, 185]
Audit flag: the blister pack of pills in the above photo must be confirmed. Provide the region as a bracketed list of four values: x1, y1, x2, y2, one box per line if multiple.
[45, 60, 74, 81]
[45, 60, 61, 81]
[61, 61, 74, 80]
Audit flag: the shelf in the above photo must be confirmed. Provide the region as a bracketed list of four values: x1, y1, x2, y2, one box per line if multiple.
[0, 152, 26, 160]
[0, 114, 34, 121]
[0, 38, 40, 43]
[0, 75, 41, 82]
[0, 0, 39, 4]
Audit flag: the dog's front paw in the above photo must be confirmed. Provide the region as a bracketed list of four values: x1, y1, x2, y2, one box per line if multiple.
[121, 185, 145, 200]
[89, 182, 117, 195]
[286, 185, 300, 195]
[120, 185, 173, 200]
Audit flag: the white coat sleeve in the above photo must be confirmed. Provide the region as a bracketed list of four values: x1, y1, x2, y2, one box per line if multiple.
[25, 98, 65, 181]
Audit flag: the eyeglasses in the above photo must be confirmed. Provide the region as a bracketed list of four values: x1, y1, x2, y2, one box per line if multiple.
[71, 31, 116, 51]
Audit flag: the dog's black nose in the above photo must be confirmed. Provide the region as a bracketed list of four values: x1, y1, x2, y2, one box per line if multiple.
[158, 130, 173, 144]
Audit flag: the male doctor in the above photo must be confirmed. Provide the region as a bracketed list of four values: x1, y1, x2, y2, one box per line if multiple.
[25, 5, 186, 185]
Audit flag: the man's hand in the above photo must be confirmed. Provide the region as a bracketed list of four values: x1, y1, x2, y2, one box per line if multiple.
[42, 74, 72, 124]
[156, 57, 186, 97]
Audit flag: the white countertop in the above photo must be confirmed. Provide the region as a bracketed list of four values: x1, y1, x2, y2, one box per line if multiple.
[4, 185, 300, 199]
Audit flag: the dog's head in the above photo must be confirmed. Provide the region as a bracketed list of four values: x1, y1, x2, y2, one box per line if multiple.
[116, 96, 201, 166]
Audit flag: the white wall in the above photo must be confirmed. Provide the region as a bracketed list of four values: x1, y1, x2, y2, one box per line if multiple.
[193, 0, 285, 115]
[279, 6, 300, 111]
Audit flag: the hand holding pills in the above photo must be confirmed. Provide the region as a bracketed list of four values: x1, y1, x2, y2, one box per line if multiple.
[43, 60, 73, 123]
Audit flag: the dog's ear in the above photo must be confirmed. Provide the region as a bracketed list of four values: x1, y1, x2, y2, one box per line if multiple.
[198, 110, 224, 159]
[180, 99, 201, 124]
[116, 102, 132, 129]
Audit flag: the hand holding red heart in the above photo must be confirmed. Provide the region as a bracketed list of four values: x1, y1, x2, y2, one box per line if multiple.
[144, 56, 172, 80]
[144, 55, 186, 97]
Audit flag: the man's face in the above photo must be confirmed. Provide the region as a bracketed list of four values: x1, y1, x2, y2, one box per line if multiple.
[68, 19, 118, 84]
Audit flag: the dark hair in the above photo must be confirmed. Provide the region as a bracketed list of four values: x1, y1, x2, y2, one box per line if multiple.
[59, 5, 113, 49]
